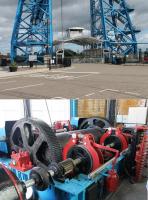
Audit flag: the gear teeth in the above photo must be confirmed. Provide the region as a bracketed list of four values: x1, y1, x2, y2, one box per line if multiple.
[135, 131, 148, 181]
[9, 118, 62, 168]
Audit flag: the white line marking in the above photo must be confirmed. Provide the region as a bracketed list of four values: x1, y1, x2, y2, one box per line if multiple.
[67, 74, 91, 80]
[45, 75, 74, 80]
[98, 88, 141, 96]
[28, 74, 47, 78]
[51, 71, 100, 74]
[107, 89, 120, 92]
[30, 74, 92, 80]
[24, 71, 100, 80]
[85, 93, 95, 97]
[125, 92, 141, 96]
[0, 80, 16, 84]
[99, 89, 108, 93]
[1, 83, 44, 92]
[99, 89, 120, 93]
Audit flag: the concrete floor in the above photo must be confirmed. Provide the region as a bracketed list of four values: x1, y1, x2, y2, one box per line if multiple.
[0, 63, 148, 98]
[109, 179, 147, 200]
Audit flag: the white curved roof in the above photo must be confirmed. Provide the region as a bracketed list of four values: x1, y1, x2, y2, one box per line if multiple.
[66, 27, 85, 31]
[54, 36, 102, 46]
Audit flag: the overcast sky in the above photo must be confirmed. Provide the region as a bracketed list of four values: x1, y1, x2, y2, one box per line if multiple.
[0, 0, 148, 53]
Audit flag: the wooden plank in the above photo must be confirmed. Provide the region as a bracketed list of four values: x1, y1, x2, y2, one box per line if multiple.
[78, 99, 107, 118]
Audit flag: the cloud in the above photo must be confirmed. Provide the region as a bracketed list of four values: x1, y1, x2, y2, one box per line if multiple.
[0, 0, 148, 53]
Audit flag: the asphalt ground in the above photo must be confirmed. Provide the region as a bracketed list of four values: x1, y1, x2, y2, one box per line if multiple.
[0, 63, 148, 99]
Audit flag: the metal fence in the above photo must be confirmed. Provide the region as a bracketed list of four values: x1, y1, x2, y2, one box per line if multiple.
[0, 49, 148, 67]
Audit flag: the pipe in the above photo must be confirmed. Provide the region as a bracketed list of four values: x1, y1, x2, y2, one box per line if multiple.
[88, 148, 129, 180]
[88, 157, 115, 180]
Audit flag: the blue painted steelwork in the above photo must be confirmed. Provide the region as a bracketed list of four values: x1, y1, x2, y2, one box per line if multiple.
[0, 155, 124, 200]
[90, 0, 140, 55]
[70, 117, 79, 127]
[11, 0, 53, 63]
[70, 100, 78, 119]
[0, 128, 8, 154]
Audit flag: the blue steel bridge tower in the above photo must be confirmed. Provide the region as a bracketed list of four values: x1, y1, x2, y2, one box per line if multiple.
[90, 0, 140, 55]
[11, 0, 53, 63]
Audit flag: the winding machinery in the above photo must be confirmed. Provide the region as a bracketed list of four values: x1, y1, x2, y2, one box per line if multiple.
[0, 118, 147, 200]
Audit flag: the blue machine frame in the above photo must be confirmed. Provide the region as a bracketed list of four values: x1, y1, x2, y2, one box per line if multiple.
[11, 0, 53, 63]
[0, 157, 124, 200]
[90, 0, 140, 55]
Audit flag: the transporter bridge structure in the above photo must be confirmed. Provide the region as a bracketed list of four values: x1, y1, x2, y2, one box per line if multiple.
[90, 0, 140, 55]
[11, 0, 53, 63]
[11, 0, 139, 62]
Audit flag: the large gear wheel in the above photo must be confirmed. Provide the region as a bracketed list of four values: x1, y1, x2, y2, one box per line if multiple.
[9, 118, 62, 168]
[79, 117, 111, 129]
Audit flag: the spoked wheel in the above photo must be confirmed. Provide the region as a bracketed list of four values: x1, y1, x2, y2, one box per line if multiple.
[67, 145, 93, 174]
[9, 118, 62, 168]
[79, 117, 111, 129]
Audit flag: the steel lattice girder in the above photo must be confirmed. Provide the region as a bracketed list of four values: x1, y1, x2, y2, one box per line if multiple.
[11, 0, 53, 62]
[90, 0, 140, 55]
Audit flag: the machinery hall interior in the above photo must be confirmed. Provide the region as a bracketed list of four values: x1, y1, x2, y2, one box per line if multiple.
[1, 0, 148, 67]
[0, 99, 147, 200]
